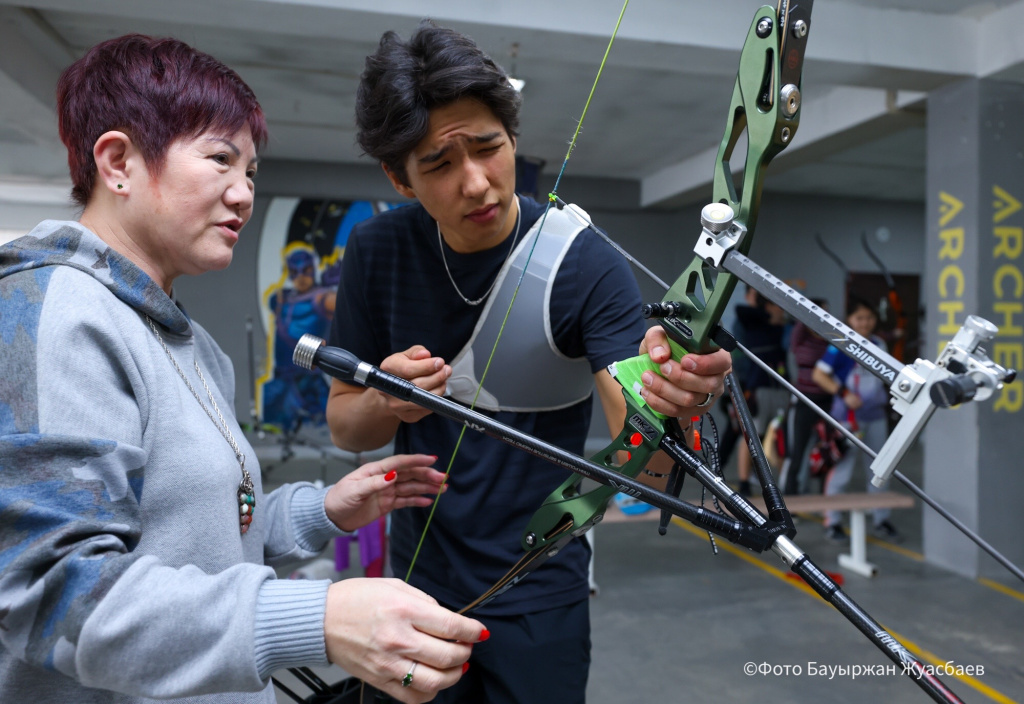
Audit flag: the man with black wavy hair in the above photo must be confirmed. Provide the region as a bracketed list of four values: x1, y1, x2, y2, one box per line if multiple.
[327, 21, 731, 703]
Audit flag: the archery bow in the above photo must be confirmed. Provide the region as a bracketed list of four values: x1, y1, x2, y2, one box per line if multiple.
[296, 1, 1017, 700]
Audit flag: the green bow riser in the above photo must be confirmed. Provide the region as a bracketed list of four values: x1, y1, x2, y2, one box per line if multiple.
[524, 2, 810, 554]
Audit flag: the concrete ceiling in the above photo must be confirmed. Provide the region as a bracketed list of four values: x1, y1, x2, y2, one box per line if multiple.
[1, 0, 1023, 210]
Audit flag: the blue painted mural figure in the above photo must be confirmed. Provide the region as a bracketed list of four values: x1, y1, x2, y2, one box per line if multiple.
[261, 245, 336, 430]
[257, 199, 395, 433]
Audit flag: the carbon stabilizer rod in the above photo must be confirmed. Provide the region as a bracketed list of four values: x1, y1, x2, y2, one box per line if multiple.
[293, 335, 777, 552]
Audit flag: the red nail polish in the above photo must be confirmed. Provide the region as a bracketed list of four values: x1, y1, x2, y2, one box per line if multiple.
[384, 470, 397, 482]
[462, 662, 470, 674]
[479, 628, 490, 642]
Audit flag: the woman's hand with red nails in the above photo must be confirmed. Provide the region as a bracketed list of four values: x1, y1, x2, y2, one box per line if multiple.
[324, 454, 447, 532]
[324, 578, 485, 703]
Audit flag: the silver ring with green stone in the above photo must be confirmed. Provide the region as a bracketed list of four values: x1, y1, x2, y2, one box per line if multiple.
[402, 661, 417, 687]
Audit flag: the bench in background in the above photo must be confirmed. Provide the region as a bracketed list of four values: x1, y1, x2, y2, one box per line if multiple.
[749, 492, 915, 577]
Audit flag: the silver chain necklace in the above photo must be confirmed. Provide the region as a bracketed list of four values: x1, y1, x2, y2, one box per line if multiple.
[437, 196, 521, 306]
[146, 316, 256, 534]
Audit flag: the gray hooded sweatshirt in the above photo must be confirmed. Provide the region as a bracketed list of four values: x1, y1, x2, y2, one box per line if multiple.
[0, 221, 342, 702]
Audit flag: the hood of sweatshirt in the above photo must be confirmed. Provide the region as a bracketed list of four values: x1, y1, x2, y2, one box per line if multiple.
[0, 220, 190, 335]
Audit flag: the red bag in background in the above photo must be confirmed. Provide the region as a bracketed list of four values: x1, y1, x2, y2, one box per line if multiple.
[808, 419, 849, 477]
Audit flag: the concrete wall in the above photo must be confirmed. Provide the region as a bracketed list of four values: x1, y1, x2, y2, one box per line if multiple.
[0, 199, 78, 243]
[923, 79, 1024, 580]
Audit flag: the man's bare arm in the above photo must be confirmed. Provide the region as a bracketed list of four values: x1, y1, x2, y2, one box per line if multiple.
[326, 345, 452, 452]
[326, 380, 403, 452]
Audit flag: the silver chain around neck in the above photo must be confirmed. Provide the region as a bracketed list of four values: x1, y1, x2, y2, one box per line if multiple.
[147, 316, 256, 533]
[147, 316, 246, 468]
[437, 196, 521, 306]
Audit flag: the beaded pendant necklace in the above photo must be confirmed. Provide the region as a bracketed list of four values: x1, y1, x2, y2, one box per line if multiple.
[147, 316, 256, 533]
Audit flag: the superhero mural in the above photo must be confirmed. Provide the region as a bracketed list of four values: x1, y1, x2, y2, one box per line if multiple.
[255, 198, 396, 434]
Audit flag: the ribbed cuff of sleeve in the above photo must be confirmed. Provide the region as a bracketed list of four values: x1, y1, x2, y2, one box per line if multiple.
[291, 484, 346, 553]
[253, 578, 331, 679]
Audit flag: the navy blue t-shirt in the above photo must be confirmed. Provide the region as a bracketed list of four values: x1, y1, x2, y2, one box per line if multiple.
[328, 197, 644, 615]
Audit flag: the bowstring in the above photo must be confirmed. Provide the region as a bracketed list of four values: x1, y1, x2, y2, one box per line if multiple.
[404, 0, 632, 582]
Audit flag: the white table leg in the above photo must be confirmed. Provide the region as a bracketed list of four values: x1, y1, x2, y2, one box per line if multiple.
[838, 509, 879, 578]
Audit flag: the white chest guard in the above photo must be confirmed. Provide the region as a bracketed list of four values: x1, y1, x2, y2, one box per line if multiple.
[446, 205, 595, 412]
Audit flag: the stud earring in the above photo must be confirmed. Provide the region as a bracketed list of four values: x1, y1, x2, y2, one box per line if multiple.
[117, 184, 123, 190]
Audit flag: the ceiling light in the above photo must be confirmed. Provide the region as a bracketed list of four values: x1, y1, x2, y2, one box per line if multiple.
[507, 42, 525, 93]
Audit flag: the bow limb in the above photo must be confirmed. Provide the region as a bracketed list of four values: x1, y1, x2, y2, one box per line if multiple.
[653, 0, 813, 355]
[816, 231, 851, 287]
[861, 231, 909, 361]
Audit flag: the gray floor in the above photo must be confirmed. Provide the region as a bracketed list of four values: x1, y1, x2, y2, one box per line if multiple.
[264, 439, 1024, 704]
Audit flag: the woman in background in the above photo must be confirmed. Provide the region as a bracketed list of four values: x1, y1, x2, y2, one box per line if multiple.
[812, 297, 902, 543]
